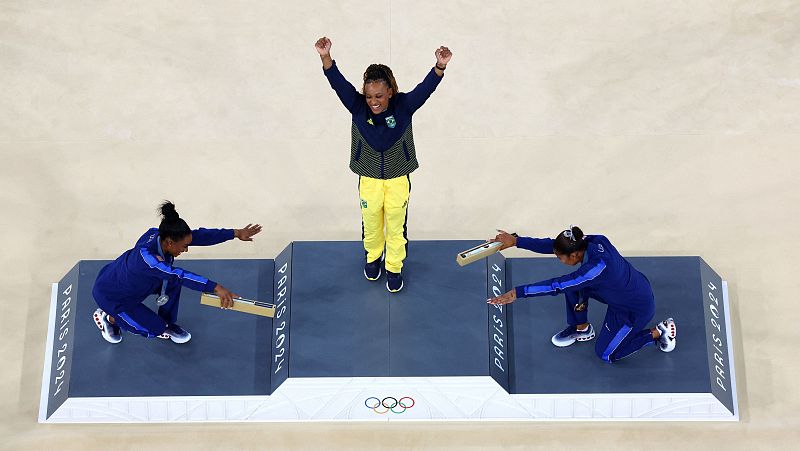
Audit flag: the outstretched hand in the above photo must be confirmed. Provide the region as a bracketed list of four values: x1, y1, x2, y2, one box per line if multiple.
[435, 46, 452, 67]
[235, 224, 262, 241]
[487, 289, 517, 306]
[315, 36, 332, 56]
[490, 229, 517, 250]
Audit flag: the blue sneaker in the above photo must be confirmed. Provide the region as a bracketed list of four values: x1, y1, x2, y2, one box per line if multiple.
[364, 257, 382, 281]
[162, 323, 191, 344]
[551, 324, 595, 347]
[386, 271, 403, 293]
[93, 308, 122, 344]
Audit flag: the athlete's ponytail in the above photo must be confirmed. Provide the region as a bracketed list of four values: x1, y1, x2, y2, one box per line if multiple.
[363, 64, 399, 94]
[158, 201, 191, 241]
[553, 225, 588, 255]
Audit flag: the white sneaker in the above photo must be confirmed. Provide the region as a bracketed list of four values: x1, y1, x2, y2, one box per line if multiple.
[656, 318, 677, 352]
[93, 308, 122, 344]
[158, 324, 192, 344]
[551, 324, 595, 347]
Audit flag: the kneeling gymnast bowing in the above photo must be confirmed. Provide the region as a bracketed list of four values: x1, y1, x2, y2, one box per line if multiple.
[91, 201, 262, 344]
[487, 226, 677, 362]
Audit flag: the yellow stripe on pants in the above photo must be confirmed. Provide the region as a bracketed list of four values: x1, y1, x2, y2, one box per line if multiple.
[359, 175, 410, 273]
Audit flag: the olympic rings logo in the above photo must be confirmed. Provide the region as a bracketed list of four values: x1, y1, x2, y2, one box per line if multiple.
[364, 396, 415, 414]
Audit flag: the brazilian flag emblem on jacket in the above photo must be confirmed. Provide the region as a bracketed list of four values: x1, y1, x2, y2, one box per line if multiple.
[385, 115, 396, 129]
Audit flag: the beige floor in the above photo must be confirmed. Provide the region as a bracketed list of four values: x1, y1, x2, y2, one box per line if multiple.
[2, 1, 799, 449]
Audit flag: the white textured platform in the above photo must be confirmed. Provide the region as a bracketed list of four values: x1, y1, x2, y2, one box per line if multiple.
[42, 375, 736, 422]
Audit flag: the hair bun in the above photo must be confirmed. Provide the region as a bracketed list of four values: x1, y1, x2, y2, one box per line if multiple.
[569, 225, 584, 240]
[159, 201, 180, 221]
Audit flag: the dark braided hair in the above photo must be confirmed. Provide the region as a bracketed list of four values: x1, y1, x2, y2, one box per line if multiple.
[553, 225, 588, 255]
[158, 201, 191, 242]
[363, 64, 398, 94]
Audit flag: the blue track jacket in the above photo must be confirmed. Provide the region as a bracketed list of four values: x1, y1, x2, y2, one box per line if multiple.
[92, 227, 234, 310]
[514, 235, 654, 316]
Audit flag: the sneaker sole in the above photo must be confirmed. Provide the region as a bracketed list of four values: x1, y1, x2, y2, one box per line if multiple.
[659, 337, 677, 352]
[159, 333, 191, 343]
[664, 318, 677, 338]
[552, 337, 576, 347]
[552, 330, 595, 347]
[364, 268, 382, 281]
[169, 332, 192, 344]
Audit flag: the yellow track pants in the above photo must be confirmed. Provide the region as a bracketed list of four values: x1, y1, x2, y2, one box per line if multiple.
[359, 175, 410, 273]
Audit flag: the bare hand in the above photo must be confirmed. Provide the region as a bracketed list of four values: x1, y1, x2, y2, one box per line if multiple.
[315, 36, 332, 56]
[487, 289, 517, 305]
[435, 46, 452, 67]
[490, 229, 517, 250]
[214, 284, 239, 309]
[235, 224, 262, 241]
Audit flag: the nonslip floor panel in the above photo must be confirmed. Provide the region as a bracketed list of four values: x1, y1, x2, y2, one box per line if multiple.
[507, 256, 711, 394]
[68, 259, 274, 397]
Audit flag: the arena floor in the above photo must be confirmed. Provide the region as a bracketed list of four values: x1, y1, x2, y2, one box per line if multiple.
[2, 1, 798, 449]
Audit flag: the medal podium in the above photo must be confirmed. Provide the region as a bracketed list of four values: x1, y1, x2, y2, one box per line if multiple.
[40, 241, 738, 422]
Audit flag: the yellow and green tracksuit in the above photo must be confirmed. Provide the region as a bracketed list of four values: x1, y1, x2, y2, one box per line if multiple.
[359, 175, 410, 273]
[323, 60, 444, 272]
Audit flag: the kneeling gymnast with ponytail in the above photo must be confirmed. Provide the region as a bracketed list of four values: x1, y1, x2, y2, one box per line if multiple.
[91, 201, 262, 344]
[488, 225, 677, 362]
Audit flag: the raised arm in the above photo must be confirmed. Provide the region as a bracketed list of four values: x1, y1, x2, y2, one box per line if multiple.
[402, 45, 452, 113]
[315, 36, 334, 70]
[316, 36, 361, 114]
[191, 224, 262, 246]
[190, 228, 234, 246]
[433, 45, 452, 77]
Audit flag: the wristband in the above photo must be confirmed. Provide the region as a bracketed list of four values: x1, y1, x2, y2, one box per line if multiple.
[436, 64, 446, 71]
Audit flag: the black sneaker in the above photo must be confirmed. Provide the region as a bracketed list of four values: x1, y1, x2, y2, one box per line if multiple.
[386, 271, 404, 293]
[364, 258, 382, 281]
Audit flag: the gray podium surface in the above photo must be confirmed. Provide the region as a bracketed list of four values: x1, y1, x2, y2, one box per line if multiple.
[67, 259, 274, 397]
[288, 240, 489, 378]
[507, 256, 711, 394]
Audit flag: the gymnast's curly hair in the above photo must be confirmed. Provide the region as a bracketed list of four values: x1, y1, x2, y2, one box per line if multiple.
[363, 64, 399, 94]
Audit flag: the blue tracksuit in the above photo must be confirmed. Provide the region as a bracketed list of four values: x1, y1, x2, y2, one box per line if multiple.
[514, 235, 656, 362]
[92, 227, 234, 337]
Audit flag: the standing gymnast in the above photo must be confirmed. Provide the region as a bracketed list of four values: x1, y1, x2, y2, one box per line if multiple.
[314, 36, 452, 292]
[487, 226, 677, 362]
[91, 201, 262, 344]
